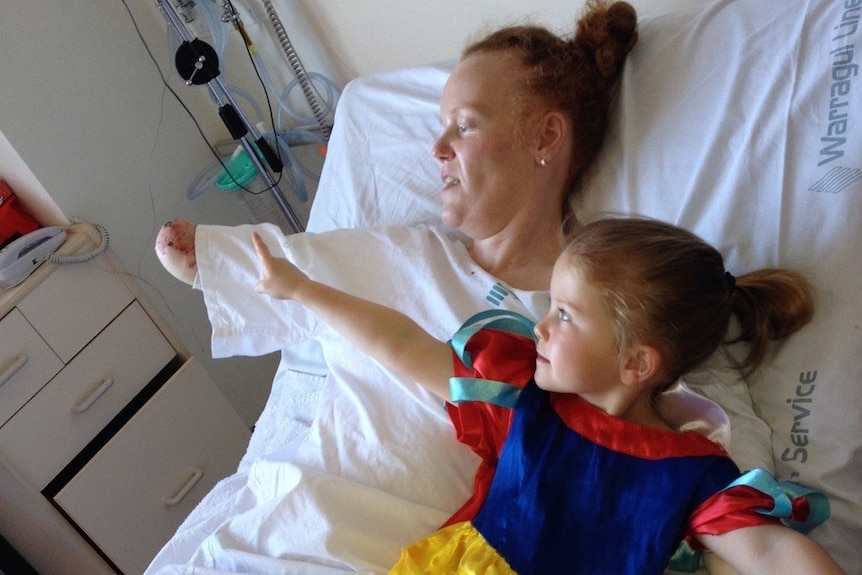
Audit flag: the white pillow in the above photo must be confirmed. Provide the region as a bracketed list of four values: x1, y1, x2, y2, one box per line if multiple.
[581, 1, 861, 570]
[307, 62, 452, 232]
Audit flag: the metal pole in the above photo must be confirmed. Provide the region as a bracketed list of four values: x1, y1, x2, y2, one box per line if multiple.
[157, 0, 304, 233]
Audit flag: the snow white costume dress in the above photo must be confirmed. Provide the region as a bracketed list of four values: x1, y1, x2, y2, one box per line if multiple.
[388, 311, 831, 575]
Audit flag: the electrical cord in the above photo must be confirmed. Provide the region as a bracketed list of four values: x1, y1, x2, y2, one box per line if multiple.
[119, 0, 233, 183]
[47, 220, 111, 264]
[120, 0, 277, 197]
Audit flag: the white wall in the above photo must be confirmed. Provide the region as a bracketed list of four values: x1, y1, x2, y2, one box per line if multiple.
[0, 0, 709, 426]
[0, 0, 288, 426]
[300, 0, 711, 81]
[0, 130, 66, 226]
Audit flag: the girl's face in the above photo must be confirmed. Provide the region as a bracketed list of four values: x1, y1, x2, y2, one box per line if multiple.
[533, 259, 624, 403]
[432, 52, 540, 240]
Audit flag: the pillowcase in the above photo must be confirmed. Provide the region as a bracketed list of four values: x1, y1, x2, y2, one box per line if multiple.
[308, 62, 451, 232]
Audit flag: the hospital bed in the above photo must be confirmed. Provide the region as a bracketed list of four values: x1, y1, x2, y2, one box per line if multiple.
[145, 0, 862, 572]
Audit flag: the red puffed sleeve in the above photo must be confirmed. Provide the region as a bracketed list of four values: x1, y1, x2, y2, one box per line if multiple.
[684, 467, 830, 550]
[442, 328, 536, 526]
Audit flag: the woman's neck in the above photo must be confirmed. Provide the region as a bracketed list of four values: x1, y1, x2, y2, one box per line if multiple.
[467, 222, 565, 291]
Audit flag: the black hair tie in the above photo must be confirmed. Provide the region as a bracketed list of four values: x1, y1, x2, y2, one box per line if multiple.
[725, 271, 737, 292]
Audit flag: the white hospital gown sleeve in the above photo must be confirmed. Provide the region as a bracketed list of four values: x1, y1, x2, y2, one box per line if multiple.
[195, 223, 317, 358]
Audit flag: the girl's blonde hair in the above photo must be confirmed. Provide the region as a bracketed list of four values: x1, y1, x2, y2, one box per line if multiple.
[563, 217, 815, 386]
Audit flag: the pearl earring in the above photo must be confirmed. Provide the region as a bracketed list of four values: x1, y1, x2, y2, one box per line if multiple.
[539, 158, 548, 167]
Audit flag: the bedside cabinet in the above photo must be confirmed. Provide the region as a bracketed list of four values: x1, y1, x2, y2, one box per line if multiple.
[0, 533, 38, 575]
[0, 224, 251, 575]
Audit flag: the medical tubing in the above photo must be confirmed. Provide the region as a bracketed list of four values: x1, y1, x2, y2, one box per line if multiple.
[280, 128, 327, 180]
[253, 50, 315, 126]
[197, 0, 228, 58]
[161, 1, 325, 222]
[221, 85, 264, 124]
[185, 126, 325, 203]
[277, 73, 339, 131]
[250, 47, 338, 128]
[270, 133, 307, 202]
[261, 0, 332, 141]
[186, 158, 224, 200]
[272, 128, 329, 201]
[162, 0, 225, 60]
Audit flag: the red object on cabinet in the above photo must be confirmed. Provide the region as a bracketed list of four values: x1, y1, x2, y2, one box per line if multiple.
[0, 179, 40, 249]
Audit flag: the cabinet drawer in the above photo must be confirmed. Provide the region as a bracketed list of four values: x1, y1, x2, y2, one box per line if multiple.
[54, 359, 250, 575]
[0, 302, 175, 489]
[16, 256, 133, 363]
[0, 309, 63, 426]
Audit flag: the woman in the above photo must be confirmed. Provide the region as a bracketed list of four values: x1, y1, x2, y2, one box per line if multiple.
[159, 0, 638, 291]
[149, 3, 752, 573]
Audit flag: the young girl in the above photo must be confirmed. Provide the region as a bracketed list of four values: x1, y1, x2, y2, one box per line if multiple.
[251, 217, 843, 575]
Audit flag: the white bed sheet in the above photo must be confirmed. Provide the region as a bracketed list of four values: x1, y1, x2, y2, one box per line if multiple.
[146, 223, 551, 575]
[147, 0, 861, 573]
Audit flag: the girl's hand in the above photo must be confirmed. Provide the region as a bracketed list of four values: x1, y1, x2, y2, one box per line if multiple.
[252, 231, 308, 300]
[252, 231, 453, 399]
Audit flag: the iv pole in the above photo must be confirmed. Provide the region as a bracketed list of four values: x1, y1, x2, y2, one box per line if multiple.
[157, 0, 304, 234]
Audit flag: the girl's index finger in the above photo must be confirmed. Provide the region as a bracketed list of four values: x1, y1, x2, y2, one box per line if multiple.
[252, 231, 271, 261]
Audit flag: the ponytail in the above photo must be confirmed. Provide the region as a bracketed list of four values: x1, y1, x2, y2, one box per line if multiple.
[564, 217, 816, 387]
[731, 269, 815, 373]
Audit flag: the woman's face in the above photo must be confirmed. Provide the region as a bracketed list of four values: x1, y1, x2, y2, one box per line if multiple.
[433, 52, 539, 239]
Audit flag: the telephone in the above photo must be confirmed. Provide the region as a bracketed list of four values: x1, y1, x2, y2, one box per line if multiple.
[0, 222, 110, 290]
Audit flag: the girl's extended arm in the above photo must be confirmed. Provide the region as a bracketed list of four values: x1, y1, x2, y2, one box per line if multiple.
[699, 523, 845, 574]
[252, 232, 454, 399]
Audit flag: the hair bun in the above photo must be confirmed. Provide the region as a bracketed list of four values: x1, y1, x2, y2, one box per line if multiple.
[606, 2, 638, 51]
[578, 1, 638, 81]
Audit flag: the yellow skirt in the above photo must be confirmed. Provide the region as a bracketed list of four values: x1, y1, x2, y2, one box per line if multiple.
[388, 521, 517, 575]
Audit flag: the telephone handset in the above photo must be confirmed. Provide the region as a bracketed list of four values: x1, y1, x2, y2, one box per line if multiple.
[0, 221, 110, 290]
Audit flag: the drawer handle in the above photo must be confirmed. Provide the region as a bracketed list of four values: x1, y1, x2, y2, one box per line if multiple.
[0, 354, 29, 388]
[163, 467, 204, 507]
[69, 377, 115, 414]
